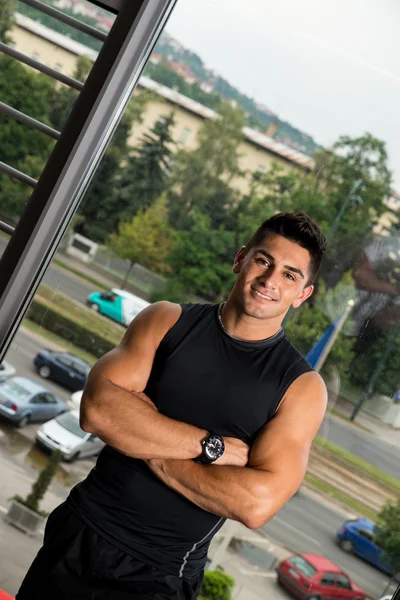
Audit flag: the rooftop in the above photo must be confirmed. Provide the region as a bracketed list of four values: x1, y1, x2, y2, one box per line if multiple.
[15, 13, 315, 171]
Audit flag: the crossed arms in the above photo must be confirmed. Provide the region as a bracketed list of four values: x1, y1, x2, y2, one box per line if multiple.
[80, 302, 327, 530]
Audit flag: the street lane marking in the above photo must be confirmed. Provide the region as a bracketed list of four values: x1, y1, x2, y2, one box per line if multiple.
[271, 517, 322, 546]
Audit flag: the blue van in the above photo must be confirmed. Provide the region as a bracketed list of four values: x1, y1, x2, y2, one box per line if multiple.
[337, 518, 393, 575]
[87, 288, 149, 327]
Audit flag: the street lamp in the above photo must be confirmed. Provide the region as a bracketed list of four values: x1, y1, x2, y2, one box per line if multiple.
[326, 179, 363, 243]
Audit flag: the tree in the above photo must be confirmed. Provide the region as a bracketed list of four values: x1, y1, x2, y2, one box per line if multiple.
[0, 0, 15, 43]
[15, 450, 62, 515]
[0, 54, 56, 220]
[375, 498, 400, 575]
[78, 90, 155, 241]
[284, 276, 355, 375]
[164, 212, 235, 302]
[201, 570, 235, 600]
[167, 102, 245, 230]
[107, 196, 175, 285]
[313, 133, 392, 286]
[116, 113, 175, 218]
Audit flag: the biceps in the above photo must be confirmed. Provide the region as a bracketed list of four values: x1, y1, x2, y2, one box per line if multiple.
[85, 345, 153, 396]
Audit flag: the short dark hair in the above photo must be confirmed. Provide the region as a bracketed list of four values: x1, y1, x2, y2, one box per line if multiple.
[244, 212, 326, 284]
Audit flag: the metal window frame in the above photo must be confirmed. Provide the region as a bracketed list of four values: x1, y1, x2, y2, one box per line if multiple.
[0, 0, 178, 360]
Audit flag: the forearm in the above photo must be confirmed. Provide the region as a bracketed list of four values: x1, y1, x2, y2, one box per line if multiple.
[148, 459, 270, 529]
[80, 381, 205, 460]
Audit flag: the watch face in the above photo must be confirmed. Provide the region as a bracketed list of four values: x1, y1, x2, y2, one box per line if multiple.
[205, 435, 224, 460]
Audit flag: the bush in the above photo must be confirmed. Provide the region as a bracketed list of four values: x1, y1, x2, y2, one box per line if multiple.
[201, 570, 235, 600]
[27, 286, 123, 358]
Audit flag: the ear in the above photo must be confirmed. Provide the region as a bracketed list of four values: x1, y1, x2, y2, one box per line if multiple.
[292, 284, 314, 309]
[233, 246, 246, 274]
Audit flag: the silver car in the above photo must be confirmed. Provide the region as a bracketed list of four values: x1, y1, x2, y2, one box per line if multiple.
[36, 410, 105, 462]
[0, 376, 67, 427]
[0, 361, 16, 382]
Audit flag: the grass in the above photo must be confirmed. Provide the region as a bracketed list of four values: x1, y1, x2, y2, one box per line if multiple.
[304, 473, 379, 522]
[21, 318, 97, 365]
[53, 258, 109, 291]
[313, 435, 400, 493]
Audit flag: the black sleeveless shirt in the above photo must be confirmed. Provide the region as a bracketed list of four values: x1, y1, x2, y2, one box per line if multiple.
[68, 303, 312, 578]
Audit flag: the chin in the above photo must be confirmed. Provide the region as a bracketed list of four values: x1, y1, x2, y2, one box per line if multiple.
[243, 296, 281, 320]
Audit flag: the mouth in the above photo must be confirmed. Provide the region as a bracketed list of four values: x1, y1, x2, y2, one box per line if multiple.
[251, 287, 277, 302]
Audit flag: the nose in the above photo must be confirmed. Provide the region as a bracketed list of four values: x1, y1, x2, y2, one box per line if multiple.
[258, 267, 278, 290]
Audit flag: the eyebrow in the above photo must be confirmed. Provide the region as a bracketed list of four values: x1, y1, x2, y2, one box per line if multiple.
[254, 248, 305, 280]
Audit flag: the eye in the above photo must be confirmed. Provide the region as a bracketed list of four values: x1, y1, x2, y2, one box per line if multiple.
[284, 272, 296, 281]
[256, 257, 269, 267]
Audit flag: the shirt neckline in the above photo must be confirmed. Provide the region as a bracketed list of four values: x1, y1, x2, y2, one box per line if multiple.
[216, 303, 284, 348]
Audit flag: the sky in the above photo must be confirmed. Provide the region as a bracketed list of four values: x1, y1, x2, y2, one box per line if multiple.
[165, 0, 400, 189]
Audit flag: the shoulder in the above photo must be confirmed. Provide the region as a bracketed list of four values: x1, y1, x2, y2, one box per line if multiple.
[121, 302, 182, 349]
[278, 370, 327, 414]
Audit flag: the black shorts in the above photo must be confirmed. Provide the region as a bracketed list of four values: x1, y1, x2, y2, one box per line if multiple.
[16, 502, 203, 600]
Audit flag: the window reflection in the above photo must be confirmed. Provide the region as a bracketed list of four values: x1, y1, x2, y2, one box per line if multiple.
[1, 1, 400, 599]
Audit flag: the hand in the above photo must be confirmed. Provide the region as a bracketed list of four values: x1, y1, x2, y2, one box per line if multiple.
[216, 437, 250, 467]
[136, 391, 157, 410]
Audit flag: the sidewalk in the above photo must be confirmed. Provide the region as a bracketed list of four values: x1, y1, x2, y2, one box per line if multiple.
[330, 397, 400, 450]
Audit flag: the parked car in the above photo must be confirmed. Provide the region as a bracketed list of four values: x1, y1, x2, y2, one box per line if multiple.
[337, 518, 393, 575]
[36, 410, 105, 462]
[87, 288, 149, 327]
[276, 553, 366, 600]
[0, 361, 16, 382]
[34, 350, 91, 392]
[0, 377, 67, 427]
[67, 389, 83, 411]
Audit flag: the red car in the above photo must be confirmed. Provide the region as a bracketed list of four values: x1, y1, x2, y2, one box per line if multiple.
[276, 553, 366, 600]
[0, 590, 14, 600]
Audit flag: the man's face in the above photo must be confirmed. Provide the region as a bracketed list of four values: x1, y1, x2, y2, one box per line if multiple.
[231, 233, 314, 321]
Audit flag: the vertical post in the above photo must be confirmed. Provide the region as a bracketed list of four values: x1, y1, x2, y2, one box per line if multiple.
[314, 299, 355, 372]
[0, 0, 177, 361]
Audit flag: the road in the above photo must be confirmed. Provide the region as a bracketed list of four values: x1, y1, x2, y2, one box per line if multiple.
[0, 328, 394, 599]
[263, 493, 391, 599]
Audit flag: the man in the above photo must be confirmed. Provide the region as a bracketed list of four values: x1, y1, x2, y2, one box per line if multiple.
[17, 211, 327, 600]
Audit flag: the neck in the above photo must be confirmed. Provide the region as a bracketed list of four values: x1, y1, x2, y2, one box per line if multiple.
[220, 298, 284, 342]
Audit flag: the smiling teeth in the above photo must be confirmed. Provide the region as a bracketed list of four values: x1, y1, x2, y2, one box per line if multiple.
[254, 289, 273, 300]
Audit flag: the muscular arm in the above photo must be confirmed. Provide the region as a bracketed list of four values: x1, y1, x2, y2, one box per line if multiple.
[147, 371, 327, 529]
[80, 302, 207, 460]
[80, 302, 248, 464]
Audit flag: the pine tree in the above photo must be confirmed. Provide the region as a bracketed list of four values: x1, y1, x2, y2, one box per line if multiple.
[24, 451, 62, 514]
[116, 113, 175, 219]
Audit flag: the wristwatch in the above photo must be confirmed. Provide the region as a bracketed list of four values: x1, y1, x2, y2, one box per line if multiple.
[195, 433, 225, 464]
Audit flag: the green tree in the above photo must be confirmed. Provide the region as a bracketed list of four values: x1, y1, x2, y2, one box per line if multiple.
[107, 196, 175, 285]
[116, 113, 175, 218]
[375, 498, 400, 575]
[77, 90, 154, 241]
[164, 212, 235, 302]
[0, 54, 56, 220]
[284, 277, 355, 374]
[313, 133, 392, 285]
[49, 55, 93, 130]
[16, 450, 62, 515]
[167, 102, 245, 230]
[201, 570, 235, 600]
[0, 0, 15, 43]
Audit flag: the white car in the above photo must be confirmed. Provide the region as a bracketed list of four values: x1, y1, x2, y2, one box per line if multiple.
[0, 361, 16, 382]
[68, 389, 83, 410]
[36, 410, 104, 462]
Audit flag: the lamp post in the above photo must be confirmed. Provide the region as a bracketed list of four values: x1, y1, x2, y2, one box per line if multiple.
[326, 179, 363, 243]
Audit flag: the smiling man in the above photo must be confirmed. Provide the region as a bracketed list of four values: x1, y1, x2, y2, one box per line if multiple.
[17, 212, 328, 600]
